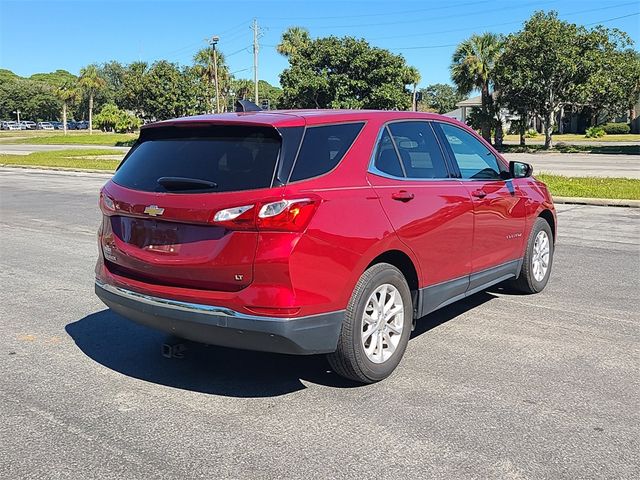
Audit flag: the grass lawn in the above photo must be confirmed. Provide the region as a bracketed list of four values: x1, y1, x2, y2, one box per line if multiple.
[536, 174, 640, 200]
[504, 133, 640, 143]
[500, 144, 639, 155]
[0, 130, 137, 146]
[0, 149, 124, 170]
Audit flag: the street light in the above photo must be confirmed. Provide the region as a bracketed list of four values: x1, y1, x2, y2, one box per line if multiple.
[209, 35, 221, 114]
[13, 110, 21, 124]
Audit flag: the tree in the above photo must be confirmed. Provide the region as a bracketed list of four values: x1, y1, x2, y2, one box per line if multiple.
[578, 28, 636, 126]
[277, 27, 311, 58]
[419, 83, 467, 114]
[450, 32, 503, 142]
[258, 80, 283, 109]
[193, 48, 231, 113]
[119, 62, 148, 117]
[30, 69, 77, 88]
[621, 51, 640, 133]
[142, 61, 189, 120]
[232, 78, 254, 101]
[495, 12, 593, 148]
[0, 78, 60, 121]
[279, 32, 418, 110]
[97, 61, 126, 106]
[78, 65, 106, 135]
[54, 81, 80, 135]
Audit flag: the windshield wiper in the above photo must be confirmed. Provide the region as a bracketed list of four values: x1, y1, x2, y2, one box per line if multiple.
[157, 176, 218, 191]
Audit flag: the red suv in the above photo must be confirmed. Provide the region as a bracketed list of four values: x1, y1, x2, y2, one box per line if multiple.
[95, 110, 556, 383]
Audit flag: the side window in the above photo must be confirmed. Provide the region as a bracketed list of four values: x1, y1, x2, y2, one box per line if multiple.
[374, 128, 404, 177]
[289, 123, 364, 182]
[387, 121, 449, 179]
[439, 123, 502, 180]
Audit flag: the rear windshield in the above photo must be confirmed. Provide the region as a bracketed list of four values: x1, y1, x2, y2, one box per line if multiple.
[113, 126, 281, 193]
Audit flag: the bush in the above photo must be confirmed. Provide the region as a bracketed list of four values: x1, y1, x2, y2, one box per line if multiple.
[601, 122, 630, 135]
[94, 104, 141, 133]
[585, 126, 606, 138]
[524, 129, 539, 138]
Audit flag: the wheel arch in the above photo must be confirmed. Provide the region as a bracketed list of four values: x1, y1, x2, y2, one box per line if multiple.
[365, 249, 420, 318]
[538, 209, 556, 242]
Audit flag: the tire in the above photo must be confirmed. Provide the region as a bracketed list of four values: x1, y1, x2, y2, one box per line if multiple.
[511, 217, 554, 294]
[327, 263, 413, 383]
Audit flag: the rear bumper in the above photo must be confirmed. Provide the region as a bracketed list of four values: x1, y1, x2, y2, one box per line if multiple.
[95, 280, 343, 355]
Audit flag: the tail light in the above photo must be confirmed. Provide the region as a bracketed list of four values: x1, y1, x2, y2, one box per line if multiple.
[212, 198, 319, 232]
[99, 191, 116, 215]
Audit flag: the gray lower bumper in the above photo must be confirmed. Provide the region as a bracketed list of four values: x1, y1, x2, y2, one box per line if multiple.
[95, 281, 344, 355]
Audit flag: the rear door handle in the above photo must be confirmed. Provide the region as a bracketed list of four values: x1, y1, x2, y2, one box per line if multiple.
[391, 191, 415, 202]
[471, 190, 487, 199]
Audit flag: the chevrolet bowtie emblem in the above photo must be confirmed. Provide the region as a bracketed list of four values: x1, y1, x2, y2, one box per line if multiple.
[143, 205, 165, 217]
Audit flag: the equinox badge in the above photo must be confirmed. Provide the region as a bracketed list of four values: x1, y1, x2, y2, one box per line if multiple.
[143, 205, 165, 217]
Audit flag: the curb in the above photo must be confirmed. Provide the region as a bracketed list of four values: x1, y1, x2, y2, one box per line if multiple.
[553, 196, 640, 208]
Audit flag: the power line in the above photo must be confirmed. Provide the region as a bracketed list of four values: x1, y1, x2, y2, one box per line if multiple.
[267, 0, 554, 30]
[219, 19, 252, 36]
[225, 45, 253, 57]
[230, 67, 252, 75]
[372, 1, 640, 41]
[260, 0, 492, 21]
[585, 11, 640, 26]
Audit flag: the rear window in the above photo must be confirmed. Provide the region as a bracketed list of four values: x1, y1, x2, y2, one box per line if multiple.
[113, 126, 281, 193]
[289, 122, 364, 182]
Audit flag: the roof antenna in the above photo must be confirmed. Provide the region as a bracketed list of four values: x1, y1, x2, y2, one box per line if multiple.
[235, 100, 262, 112]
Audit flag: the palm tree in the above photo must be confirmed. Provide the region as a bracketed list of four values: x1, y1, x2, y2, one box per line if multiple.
[78, 65, 106, 135]
[194, 48, 231, 113]
[277, 27, 311, 58]
[55, 81, 80, 135]
[406, 66, 421, 111]
[232, 79, 254, 100]
[450, 33, 503, 142]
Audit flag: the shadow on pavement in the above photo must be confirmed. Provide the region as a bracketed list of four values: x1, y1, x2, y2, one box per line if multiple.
[66, 291, 497, 398]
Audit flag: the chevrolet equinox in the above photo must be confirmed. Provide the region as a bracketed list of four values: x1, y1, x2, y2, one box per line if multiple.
[95, 109, 556, 383]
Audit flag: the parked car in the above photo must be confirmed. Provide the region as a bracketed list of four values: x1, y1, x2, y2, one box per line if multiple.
[51, 121, 63, 130]
[7, 123, 22, 131]
[1, 121, 17, 130]
[76, 120, 89, 130]
[95, 109, 556, 383]
[20, 121, 36, 130]
[64, 121, 78, 130]
[36, 122, 55, 130]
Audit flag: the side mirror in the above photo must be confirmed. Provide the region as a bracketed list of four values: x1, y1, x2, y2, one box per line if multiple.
[509, 161, 533, 178]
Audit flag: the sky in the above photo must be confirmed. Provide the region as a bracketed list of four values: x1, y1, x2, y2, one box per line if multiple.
[1, 0, 639, 89]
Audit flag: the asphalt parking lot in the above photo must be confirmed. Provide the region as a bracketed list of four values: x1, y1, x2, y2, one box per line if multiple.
[1, 167, 638, 479]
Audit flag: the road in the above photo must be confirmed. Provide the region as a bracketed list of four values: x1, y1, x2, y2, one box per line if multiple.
[1, 143, 638, 178]
[507, 152, 640, 179]
[1, 168, 638, 479]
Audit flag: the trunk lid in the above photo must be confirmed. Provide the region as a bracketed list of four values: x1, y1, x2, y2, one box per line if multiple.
[100, 124, 291, 292]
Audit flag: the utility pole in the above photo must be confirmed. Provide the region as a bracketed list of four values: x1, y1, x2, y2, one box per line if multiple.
[252, 18, 259, 104]
[412, 84, 417, 112]
[209, 36, 221, 114]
